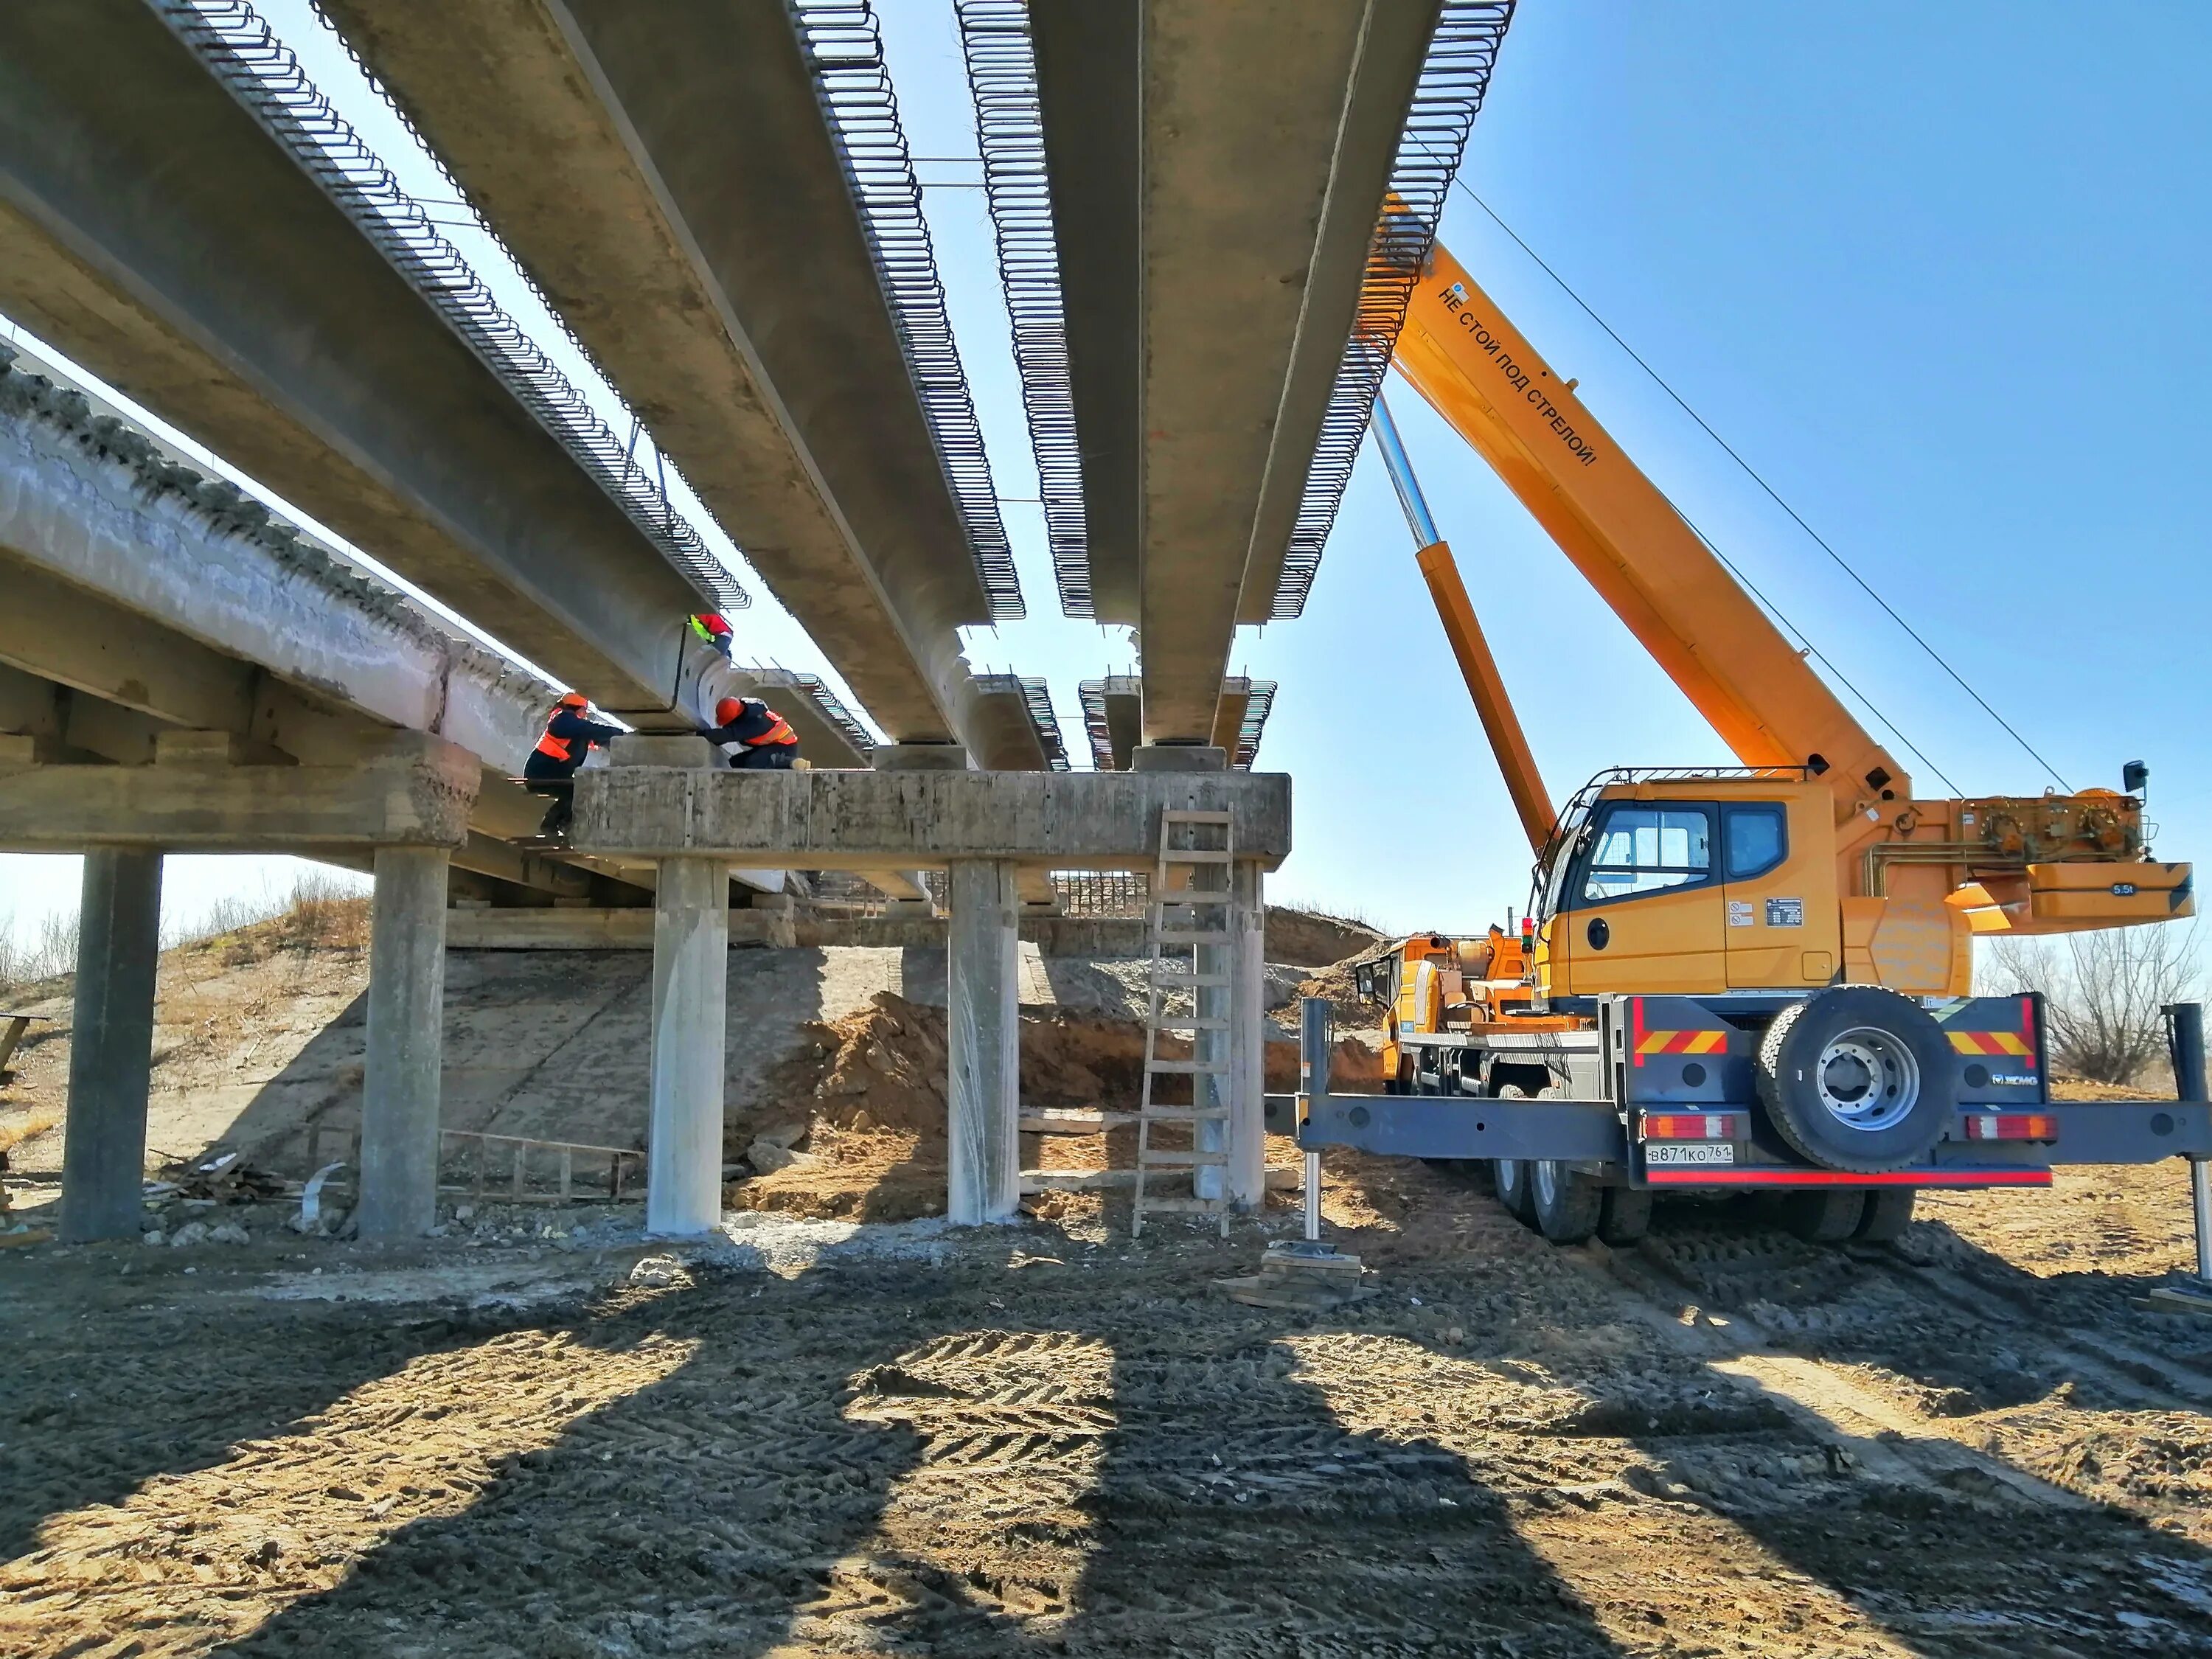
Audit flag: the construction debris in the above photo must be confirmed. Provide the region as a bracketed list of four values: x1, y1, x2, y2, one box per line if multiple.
[1211, 1239, 1376, 1310]
[153, 1150, 285, 1204]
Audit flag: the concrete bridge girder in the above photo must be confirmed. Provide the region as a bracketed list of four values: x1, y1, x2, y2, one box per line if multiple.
[318, 0, 1004, 749]
[0, 363, 650, 900]
[1032, 0, 1441, 744]
[0, 0, 712, 723]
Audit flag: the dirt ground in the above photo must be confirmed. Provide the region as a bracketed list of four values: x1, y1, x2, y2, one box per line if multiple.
[5, 1147, 2212, 1656]
[7, 919, 2212, 1653]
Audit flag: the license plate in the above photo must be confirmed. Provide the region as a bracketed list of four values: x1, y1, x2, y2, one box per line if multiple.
[1644, 1142, 1736, 1166]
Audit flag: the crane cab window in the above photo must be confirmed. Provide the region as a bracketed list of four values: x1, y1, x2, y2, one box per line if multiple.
[1576, 805, 1713, 904]
[1722, 803, 1788, 880]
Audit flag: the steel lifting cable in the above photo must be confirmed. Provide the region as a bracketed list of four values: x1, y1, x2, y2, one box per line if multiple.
[1450, 178, 2071, 793]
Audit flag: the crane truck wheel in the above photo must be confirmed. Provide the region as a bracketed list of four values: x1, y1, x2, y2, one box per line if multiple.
[1529, 1089, 1604, 1244]
[1853, 1186, 1919, 1242]
[1491, 1086, 1537, 1222]
[1754, 987, 1956, 1173]
[1778, 1189, 1868, 1243]
[1596, 1186, 1654, 1246]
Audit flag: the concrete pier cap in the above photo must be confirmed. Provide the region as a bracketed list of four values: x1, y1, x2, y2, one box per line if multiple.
[569, 767, 1291, 873]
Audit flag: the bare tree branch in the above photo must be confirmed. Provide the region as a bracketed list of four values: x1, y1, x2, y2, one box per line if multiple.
[1977, 922, 2202, 1085]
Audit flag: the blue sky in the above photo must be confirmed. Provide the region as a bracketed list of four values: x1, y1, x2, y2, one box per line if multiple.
[4, 0, 2206, 944]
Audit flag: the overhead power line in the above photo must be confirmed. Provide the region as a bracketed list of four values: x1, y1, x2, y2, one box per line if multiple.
[1450, 177, 2070, 793]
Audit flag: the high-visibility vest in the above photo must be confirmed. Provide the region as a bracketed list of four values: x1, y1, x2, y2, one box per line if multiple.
[534, 725, 574, 764]
[742, 708, 797, 748]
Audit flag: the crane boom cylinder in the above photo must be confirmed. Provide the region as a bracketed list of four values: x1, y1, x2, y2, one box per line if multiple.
[1368, 394, 1554, 851]
[1416, 539, 1556, 852]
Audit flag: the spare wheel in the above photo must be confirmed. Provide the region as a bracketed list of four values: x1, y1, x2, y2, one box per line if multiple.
[1755, 987, 1955, 1173]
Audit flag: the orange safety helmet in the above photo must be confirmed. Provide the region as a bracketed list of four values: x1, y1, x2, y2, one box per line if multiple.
[714, 696, 746, 726]
[555, 691, 589, 710]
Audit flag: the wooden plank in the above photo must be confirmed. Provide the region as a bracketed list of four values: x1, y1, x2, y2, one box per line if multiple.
[1020, 1109, 1138, 1134]
[0, 1014, 38, 1074]
[1020, 1169, 1140, 1192]
[1138, 1150, 1227, 1167]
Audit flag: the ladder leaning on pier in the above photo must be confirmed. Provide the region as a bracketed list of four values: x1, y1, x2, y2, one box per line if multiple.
[1132, 808, 1234, 1238]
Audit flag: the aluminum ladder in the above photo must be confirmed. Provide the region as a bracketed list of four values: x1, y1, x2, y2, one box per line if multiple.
[1132, 808, 1234, 1238]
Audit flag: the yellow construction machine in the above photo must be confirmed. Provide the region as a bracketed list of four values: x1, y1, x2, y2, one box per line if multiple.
[1294, 232, 2202, 1248]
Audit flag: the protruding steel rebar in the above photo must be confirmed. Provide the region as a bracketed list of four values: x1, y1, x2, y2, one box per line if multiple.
[156, 0, 751, 612]
[791, 0, 1023, 622]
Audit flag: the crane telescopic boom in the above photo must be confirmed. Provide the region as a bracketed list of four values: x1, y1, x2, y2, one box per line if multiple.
[1373, 229, 2186, 994]
[1391, 238, 1907, 823]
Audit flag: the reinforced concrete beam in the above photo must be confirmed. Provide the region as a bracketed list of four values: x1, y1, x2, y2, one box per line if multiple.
[573, 767, 1291, 872]
[0, 357, 649, 898]
[0, 0, 709, 721]
[968, 675, 1066, 773]
[319, 0, 1005, 745]
[1031, 1, 1439, 740]
[0, 739, 480, 852]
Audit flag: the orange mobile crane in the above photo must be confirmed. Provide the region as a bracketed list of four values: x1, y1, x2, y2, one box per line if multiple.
[1292, 233, 2204, 1248]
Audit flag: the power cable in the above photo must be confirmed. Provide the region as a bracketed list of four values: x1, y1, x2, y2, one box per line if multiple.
[1449, 177, 2070, 793]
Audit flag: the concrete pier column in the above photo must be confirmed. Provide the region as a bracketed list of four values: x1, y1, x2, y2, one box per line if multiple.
[647, 856, 731, 1236]
[1228, 861, 1267, 1211]
[58, 848, 163, 1242]
[947, 859, 1020, 1225]
[357, 846, 451, 1239]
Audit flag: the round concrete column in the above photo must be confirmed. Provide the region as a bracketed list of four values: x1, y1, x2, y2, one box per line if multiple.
[58, 848, 164, 1242]
[647, 855, 730, 1236]
[947, 859, 1020, 1225]
[357, 846, 450, 1239]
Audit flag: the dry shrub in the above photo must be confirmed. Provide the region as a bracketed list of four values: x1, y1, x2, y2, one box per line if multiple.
[1980, 922, 2202, 1086]
[274, 882, 371, 953]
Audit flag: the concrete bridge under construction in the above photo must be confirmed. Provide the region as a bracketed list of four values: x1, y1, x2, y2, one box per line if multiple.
[0, 0, 1512, 1240]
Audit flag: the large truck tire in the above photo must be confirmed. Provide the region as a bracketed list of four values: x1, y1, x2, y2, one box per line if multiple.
[1529, 1088, 1602, 1243]
[1531, 1160, 1602, 1243]
[1755, 987, 1955, 1173]
[1597, 1186, 1654, 1246]
[1491, 1086, 1537, 1222]
[1854, 1187, 1919, 1242]
[1779, 1189, 1868, 1242]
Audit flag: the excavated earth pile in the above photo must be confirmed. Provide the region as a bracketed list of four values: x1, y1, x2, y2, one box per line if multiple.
[731, 992, 1382, 1222]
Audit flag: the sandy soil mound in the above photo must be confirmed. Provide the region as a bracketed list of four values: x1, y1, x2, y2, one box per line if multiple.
[731, 992, 1382, 1223]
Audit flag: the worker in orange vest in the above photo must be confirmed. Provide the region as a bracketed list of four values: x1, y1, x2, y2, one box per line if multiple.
[703, 695, 800, 771]
[524, 691, 623, 832]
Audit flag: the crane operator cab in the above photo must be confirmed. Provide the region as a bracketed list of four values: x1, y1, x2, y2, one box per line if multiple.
[1534, 771, 1840, 1001]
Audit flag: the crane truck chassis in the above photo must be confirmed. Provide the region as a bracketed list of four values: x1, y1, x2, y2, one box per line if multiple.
[1295, 217, 2203, 1246]
[1270, 990, 2212, 1246]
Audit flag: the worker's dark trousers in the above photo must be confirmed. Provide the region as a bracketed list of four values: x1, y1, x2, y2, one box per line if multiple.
[522, 762, 580, 832]
[727, 745, 797, 771]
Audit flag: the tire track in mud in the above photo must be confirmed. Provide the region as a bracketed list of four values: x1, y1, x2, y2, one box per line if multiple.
[1596, 1213, 2212, 1557]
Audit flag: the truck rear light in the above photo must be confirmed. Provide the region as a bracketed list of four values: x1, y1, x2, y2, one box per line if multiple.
[1962, 1113, 2057, 1142]
[1642, 1112, 1747, 1141]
